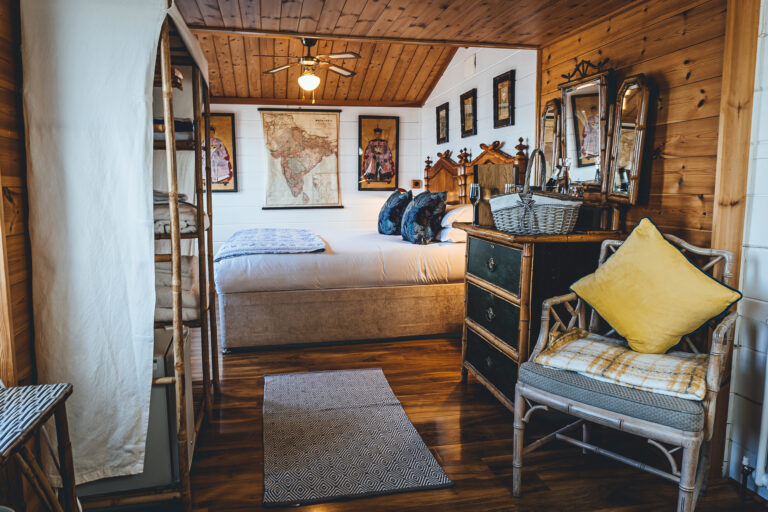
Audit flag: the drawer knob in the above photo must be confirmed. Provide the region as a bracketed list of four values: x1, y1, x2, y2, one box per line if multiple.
[485, 356, 493, 369]
[485, 307, 496, 322]
[487, 257, 497, 272]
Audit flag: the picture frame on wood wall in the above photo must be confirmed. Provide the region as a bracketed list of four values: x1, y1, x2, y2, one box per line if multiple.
[359, 115, 399, 191]
[460, 89, 477, 138]
[493, 70, 515, 128]
[206, 113, 238, 192]
[436, 102, 449, 144]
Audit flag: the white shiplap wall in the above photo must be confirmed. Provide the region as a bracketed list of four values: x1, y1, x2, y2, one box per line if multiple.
[210, 47, 538, 252]
[420, 48, 537, 163]
[210, 106, 422, 251]
[726, 1, 768, 498]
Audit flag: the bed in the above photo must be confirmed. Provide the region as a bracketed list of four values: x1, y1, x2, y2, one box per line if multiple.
[214, 150, 472, 349]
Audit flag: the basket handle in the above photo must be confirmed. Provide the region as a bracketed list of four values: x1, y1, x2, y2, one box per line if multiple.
[523, 148, 547, 194]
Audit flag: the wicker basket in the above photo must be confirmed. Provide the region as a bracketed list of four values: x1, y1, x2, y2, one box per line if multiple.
[489, 157, 581, 235]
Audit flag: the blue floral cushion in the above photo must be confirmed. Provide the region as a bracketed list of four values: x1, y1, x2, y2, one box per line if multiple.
[401, 191, 447, 244]
[378, 189, 413, 235]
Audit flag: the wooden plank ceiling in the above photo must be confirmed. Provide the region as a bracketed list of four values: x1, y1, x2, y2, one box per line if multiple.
[177, 0, 640, 106]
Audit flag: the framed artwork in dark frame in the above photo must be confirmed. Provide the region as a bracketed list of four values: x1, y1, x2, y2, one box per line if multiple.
[358, 115, 399, 191]
[460, 88, 477, 138]
[436, 102, 449, 144]
[493, 70, 515, 128]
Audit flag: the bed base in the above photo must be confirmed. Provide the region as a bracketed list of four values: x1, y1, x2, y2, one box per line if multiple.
[218, 283, 464, 349]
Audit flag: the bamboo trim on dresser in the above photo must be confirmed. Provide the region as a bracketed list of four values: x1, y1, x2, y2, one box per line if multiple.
[464, 361, 516, 412]
[465, 272, 521, 306]
[465, 318, 519, 361]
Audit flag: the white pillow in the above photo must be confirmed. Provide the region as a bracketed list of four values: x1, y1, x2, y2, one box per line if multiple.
[441, 204, 473, 227]
[437, 227, 467, 243]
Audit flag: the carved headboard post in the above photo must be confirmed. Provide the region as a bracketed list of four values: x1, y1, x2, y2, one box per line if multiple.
[424, 150, 461, 204]
[514, 138, 529, 186]
[457, 148, 472, 204]
[423, 156, 433, 190]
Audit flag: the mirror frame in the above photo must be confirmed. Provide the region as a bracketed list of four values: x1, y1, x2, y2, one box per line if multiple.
[559, 70, 612, 192]
[607, 74, 650, 205]
[539, 98, 561, 186]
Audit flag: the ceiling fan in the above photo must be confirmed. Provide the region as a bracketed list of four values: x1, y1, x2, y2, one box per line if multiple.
[263, 38, 360, 91]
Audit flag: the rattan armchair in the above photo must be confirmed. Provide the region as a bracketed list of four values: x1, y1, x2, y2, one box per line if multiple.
[512, 234, 737, 512]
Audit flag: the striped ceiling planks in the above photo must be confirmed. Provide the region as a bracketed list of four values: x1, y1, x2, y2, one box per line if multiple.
[177, 0, 638, 105]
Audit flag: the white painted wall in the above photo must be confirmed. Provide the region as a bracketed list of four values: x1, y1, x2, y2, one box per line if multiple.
[210, 106, 422, 251]
[210, 47, 538, 252]
[725, 1, 768, 498]
[420, 48, 537, 166]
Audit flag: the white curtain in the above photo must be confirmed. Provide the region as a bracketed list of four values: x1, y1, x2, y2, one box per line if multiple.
[21, 0, 204, 484]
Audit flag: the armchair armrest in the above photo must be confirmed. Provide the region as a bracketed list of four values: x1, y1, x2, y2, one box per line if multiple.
[702, 310, 738, 439]
[530, 292, 580, 361]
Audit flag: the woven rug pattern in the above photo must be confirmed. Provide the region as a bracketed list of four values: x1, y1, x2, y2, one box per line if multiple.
[263, 369, 452, 506]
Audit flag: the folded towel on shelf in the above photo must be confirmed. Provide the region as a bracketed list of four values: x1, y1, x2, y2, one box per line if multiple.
[154, 202, 208, 235]
[154, 306, 200, 323]
[155, 288, 199, 309]
[153, 189, 189, 203]
[155, 256, 198, 290]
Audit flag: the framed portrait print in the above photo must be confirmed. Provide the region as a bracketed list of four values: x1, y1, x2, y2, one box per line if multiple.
[460, 88, 477, 138]
[206, 113, 238, 192]
[493, 70, 515, 128]
[359, 115, 399, 191]
[570, 93, 600, 168]
[436, 102, 449, 144]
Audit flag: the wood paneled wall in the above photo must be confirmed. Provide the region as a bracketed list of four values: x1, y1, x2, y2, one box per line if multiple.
[0, 0, 33, 387]
[539, 0, 726, 245]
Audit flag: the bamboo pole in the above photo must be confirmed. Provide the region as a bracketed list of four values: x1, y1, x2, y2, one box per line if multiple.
[14, 451, 61, 512]
[159, 18, 192, 512]
[54, 404, 78, 512]
[18, 446, 64, 512]
[192, 68, 213, 420]
[203, 83, 220, 392]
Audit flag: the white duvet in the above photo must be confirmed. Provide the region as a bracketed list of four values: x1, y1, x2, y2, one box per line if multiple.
[214, 229, 466, 294]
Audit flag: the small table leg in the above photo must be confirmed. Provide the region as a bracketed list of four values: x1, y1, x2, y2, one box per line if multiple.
[54, 403, 78, 512]
[460, 365, 468, 383]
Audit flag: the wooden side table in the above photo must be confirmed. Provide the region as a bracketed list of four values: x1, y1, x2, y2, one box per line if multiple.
[0, 383, 77, 512]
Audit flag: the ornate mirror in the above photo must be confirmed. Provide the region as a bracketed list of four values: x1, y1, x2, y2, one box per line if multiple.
[539, 99, 560, 185]
[608, 74, 650, 204]
[560, 70, 611, 190]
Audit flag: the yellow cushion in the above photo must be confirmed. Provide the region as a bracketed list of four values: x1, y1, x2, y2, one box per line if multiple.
[570, 218, 741, 354]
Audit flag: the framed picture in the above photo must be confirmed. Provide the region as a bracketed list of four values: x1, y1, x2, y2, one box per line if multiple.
[260, 109, 342, 208]
[358, 115, 399, 191]
[460, 89, 477, 138]
[206, 113, 238, 192]
[436, 102, 449, 144]
[493, 70, 515, 128]
[570, 93, 600, 168]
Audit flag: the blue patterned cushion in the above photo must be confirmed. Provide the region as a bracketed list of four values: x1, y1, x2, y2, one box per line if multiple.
[378, 189, 412, 235]
[401, 191, 447, 244]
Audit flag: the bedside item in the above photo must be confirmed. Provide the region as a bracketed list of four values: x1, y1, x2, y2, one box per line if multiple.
[378, 189, 413, 235]
[571, 218, 741, 354]
[489, 153, 581, 235]
[469, 183, 481, 225]
[454, 223, 619, 411]
[401, 191, 447, 244]
[607, 74, 651, 205]
[514, 226, 738, 512]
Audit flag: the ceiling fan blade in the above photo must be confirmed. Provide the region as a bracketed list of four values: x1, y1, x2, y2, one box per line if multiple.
[263, 63, 293, 74]
[327, 64, 356, 77]
[317, 52, 361, 60]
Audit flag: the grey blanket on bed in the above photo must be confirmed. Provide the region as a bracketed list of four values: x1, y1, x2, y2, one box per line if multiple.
[214, 228, 326, 262]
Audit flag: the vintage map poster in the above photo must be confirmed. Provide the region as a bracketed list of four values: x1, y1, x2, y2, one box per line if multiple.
[261, 110, 341, 208]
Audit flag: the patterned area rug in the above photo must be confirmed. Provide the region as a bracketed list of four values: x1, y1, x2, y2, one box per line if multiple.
[262, 369, 452, 506]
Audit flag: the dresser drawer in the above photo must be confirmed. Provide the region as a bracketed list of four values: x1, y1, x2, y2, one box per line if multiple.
[465, 328, 517, 399]
[467, 237, 522, 295]
[466, 283, 519, 350]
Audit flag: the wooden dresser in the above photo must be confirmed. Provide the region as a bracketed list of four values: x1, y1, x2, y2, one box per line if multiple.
[454, 223, 621, 411]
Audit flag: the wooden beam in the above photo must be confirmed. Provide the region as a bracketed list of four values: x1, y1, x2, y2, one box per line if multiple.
[211, 96, 422, 108]
[188, 25, 538, 49]
[0, 183, 17, 386]
[710, 0, 761, 480]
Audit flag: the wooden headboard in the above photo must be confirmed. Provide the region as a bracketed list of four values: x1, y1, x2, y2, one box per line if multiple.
[456, 141, 521, 203]
[424, 150, 462, 204]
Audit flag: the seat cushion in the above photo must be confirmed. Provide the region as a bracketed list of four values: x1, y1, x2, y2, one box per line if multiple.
[570, 217, 741, 353]
[519, 362, 705, 432]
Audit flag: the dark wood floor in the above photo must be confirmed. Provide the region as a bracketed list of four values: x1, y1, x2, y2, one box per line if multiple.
[189, 338, 762, 511]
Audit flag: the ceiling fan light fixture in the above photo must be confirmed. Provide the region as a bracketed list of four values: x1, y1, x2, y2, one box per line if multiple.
[298, 68, 321, 91]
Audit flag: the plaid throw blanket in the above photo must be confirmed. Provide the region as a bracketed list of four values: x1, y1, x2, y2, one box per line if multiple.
[214, 228, 326, 262]
[534, 329, 708, 401]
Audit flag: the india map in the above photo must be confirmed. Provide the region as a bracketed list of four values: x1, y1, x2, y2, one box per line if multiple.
[261, 111, 340, 207]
